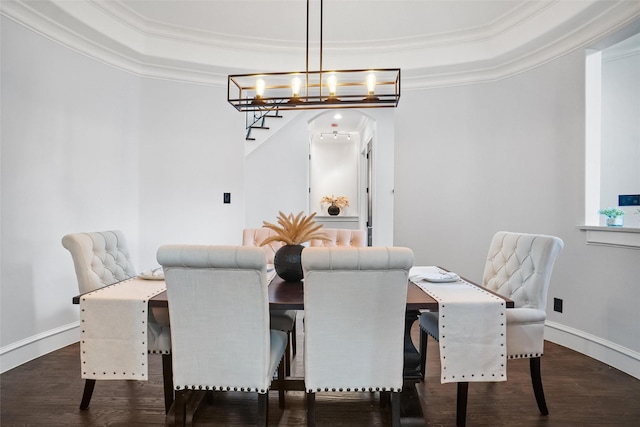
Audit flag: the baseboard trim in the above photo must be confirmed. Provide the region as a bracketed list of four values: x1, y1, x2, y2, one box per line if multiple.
[545, 321, 640, 379]
[0, 322, 79, 374]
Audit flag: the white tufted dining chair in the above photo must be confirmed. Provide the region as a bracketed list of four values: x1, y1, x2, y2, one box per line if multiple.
[301, 246, 414, 427]
[308, 228, 366, 248]
[157, 245, 287, 427]
[243, 228, 297, 375]
[419, 231, 564, 427]
[62, 230, 172, 412]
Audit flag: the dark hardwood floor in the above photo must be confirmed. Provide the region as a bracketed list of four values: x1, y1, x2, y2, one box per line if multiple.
[2, 317, 639, 426]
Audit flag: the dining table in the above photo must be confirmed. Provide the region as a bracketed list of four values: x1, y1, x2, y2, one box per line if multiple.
[150, 270, 512, 424]
[74, 268, 513, 426]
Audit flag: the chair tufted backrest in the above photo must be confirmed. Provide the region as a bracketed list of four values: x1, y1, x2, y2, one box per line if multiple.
[301, 246, 413, 393]
[482, 231, 563, 310]
[309, 228, 366, 248]
[62, 230, 137, 294]
[157, 245, 273, 392]
[242, 228, 284, 264]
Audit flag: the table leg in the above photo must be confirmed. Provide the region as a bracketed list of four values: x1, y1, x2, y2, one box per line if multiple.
[403, 310, 423, 380]
[400, 310, 426, 426]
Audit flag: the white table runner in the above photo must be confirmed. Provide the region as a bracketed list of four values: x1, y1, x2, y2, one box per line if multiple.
[411, 266, 507, 384]
[79, 277, 166, 380]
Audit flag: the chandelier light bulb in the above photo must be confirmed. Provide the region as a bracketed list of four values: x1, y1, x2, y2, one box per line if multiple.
[256, 78, 266, 98]
[327, 74, 337, 96]
[291, 77, 302, 97]
[366, 72, 376, 95]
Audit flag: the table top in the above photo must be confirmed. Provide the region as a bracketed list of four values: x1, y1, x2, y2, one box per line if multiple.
[148, 274, 513, 310]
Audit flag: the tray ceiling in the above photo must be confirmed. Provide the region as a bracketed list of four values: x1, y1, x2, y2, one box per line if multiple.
[2, 0, 639, 87]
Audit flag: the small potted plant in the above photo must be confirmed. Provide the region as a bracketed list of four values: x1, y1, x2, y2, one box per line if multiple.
[261, 211, 329, 281]
[321, 195, 350, 216]
[598, 207, 625, 227]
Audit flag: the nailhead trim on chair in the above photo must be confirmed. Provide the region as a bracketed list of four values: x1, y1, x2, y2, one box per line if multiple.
[175, 385, 267, 392]
[172, 352, 285, 391]
[509, 353, 543, 359]
[308, 386, 401, 393]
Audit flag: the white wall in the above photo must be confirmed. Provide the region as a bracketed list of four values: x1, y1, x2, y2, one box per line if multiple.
[0, 17, 247, 371]
[136, 78, 246, 268]
[394, 50, 640, 378]
[244, 113, 311, 230]
[1, 17, 140, 370]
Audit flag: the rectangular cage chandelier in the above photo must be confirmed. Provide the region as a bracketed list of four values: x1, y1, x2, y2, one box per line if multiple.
[227, 0, 400, 112]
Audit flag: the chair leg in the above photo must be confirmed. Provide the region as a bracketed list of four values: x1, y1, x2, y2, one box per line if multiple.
[306, 391, 316, 427]
[285, 338, 291, 377]
[174, 389, 186, 427]
[79, 379, 96, 410]
[278, 355, 286, 409]
[530, 357, 549, 415]
[380, 390, 390, 408]
[258, 392, 268, 427]
[162, 353, 174, 414]
[419, 328, 428, 379]
[291, 320, 297, 355]
[456, 382, 469, 427]
[391, 391, 401, 427]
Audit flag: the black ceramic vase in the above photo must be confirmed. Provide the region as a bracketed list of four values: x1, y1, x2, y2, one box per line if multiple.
[274, 244, 304, 282]
[327, 203, 340, 216]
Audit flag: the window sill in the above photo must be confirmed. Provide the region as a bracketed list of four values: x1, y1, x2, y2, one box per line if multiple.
[577, 225, 640, 249]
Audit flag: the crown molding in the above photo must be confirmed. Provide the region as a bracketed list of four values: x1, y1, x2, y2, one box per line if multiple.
[2, 0, 639, 89]
[404, 1, 640, 89]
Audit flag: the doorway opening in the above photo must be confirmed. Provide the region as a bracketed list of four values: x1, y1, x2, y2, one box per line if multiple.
[308, 111, 374, 242]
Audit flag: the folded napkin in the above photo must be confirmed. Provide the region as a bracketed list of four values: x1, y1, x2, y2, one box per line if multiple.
[139, 267, 164, 280]
[410, 266, 460, 283]
[80, 278, 167, 380]
[411, 266, 506, 384]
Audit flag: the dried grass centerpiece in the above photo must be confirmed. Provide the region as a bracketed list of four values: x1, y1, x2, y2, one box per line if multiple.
[261, 211, 329, 282]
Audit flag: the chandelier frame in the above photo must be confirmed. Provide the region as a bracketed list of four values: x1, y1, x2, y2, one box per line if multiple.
[227, 0, 401, 112]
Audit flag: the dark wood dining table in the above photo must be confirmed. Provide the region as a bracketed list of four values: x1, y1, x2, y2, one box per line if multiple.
[75, 271, 513, 425]
[146, 273, 513, 426]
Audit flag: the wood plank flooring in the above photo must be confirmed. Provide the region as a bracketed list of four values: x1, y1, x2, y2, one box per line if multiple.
[2, 318, 639, 426]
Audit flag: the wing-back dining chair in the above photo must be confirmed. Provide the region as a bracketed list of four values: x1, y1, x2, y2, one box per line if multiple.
[62, 230, 172, 412]
[157, 245, 287, 427]
[419, 231, 564, 427]
[243, 228, 297, 374]
[301, 246, 414, 427]
[308, 228, 366, 247]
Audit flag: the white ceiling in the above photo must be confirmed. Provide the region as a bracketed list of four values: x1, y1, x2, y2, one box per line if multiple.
[5, 0, 638, 85]
[308, 110, 369, 135]
[118, 0, 526, 46]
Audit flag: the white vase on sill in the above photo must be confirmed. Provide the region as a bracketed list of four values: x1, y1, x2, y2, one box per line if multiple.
[605, 216, 624, 227]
